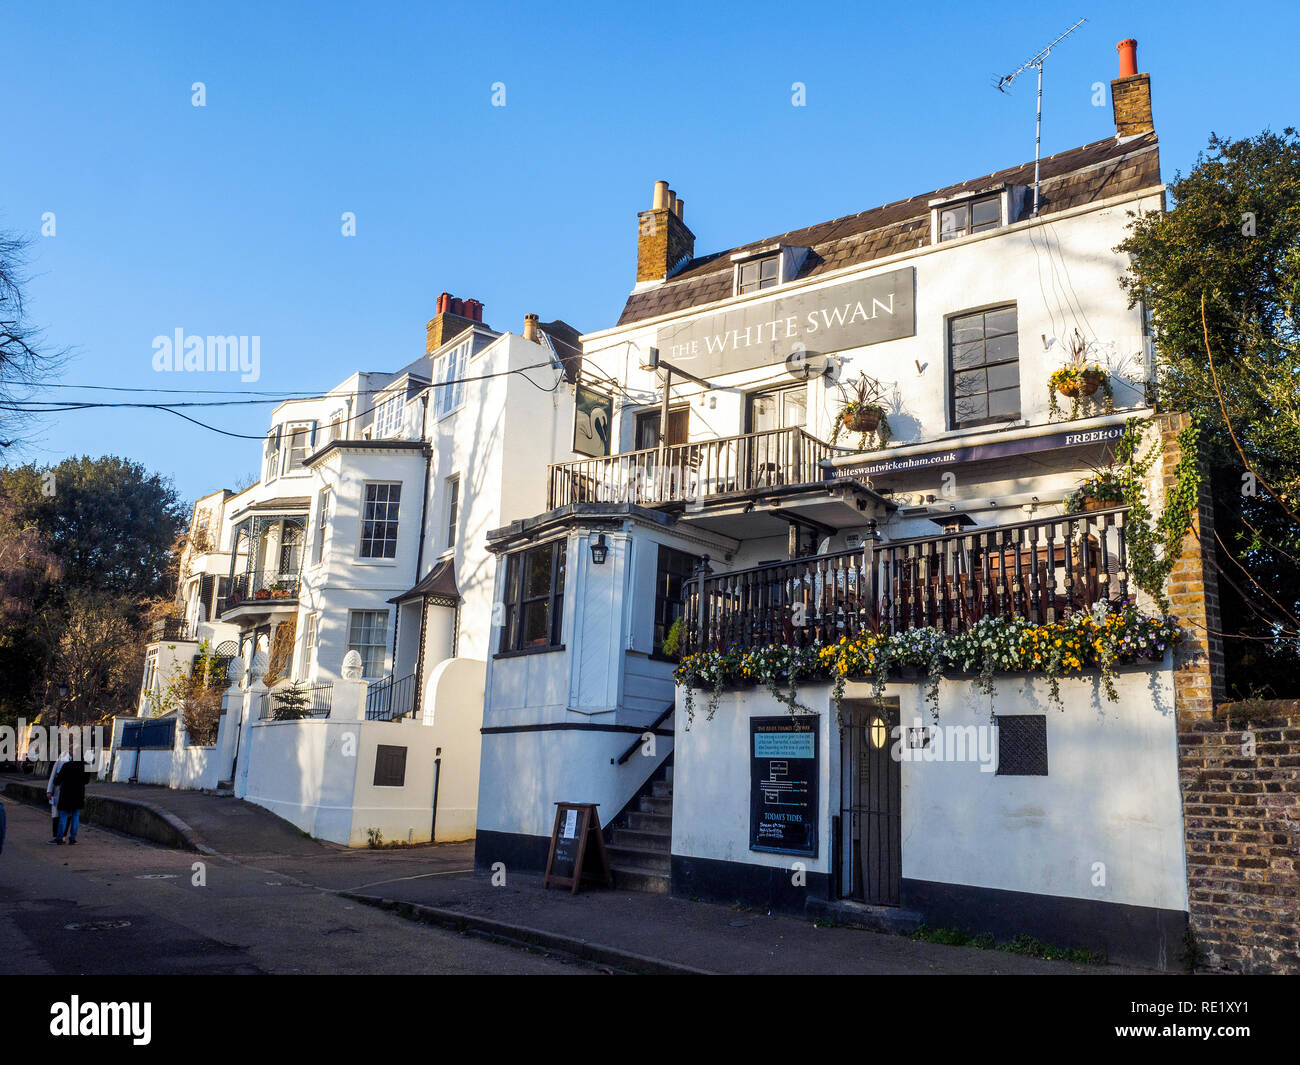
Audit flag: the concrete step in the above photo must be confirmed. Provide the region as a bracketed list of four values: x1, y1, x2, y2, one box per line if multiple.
[612, 867, 670, 894]
[611, 827, 670, 851]
[804, 897, 924, 935]
[607, 845, 670, 875]
[651, 780, 673, 799]
[640, 795, 672, 817]
[627, 811, 672, 833]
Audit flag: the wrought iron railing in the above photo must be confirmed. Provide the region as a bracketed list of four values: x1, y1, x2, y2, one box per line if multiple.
[684, 507, 1130, 653]
[547, 425, 834, 510]
[151, 618, 194, 642]
[364, 674, 418, 721]
[220, 571, 302, 613]
[259, 682, 333, 720]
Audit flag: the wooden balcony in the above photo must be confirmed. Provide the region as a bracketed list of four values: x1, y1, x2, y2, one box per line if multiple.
[684, 507, 1131, 653]
[547, 426, 835, 510]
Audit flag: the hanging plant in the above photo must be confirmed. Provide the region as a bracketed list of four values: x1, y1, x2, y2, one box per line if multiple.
[1063, 469, 1126, 513]
[1047, 330, 1116, 421]
[830, 374, 892, 450]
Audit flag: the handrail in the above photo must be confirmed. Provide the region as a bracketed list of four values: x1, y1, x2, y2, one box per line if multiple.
[613, 702, 675, 765]
[683, 507, 1132, 652]
[546, 425, 834, 509]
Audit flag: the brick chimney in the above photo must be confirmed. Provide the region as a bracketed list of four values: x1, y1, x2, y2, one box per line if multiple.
[636, 180, 695, 283]
[426, 293, 484, 354]
[1111, 39, 1154, 138]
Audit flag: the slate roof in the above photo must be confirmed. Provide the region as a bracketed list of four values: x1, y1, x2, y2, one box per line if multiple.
[616, 133, 1160, 327]
[538, 319, 584, 382]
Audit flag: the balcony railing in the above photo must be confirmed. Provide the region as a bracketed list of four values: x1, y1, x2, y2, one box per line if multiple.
[220, 571, 302, 613]
[365, 673, 418, 721]
[258, 682, 333, 720]
[151, 618, 194, 642]
[684, 507, 1130, 653]
[547, 426, 834, 510]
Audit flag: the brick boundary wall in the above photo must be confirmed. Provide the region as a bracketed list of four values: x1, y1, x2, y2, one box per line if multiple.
[1161, 412, 1299, 972]
[1179, 702, 1300, 973]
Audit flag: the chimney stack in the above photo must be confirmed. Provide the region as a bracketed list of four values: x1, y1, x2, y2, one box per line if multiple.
[522, 313, 539, 342]
[636, 179, 695, 284]
[1111, 38, 1153, 138]
[426, 292, 485, 354]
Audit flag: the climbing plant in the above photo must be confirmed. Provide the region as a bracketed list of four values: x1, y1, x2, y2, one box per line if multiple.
[1110, 416, 1203, 610]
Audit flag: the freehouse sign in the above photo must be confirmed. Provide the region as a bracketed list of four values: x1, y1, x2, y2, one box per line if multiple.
[657, 267, 915, 378]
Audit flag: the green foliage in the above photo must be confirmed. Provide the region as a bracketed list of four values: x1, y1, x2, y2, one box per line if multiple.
[271, 681, 311, 721]
[660, 616, 685, 658]
[1117, 129, 1300, 692]
[911, 926, 1103, 964]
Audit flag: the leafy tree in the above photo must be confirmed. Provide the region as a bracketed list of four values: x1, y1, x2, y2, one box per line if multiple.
[1117, 129, 1300, 696]
[0, 455, 186, 600]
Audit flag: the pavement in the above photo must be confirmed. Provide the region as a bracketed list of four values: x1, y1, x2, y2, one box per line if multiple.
[0, 772, 1148, 975]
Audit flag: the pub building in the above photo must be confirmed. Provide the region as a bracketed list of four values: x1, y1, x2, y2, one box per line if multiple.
[475, 40, 1209, 968]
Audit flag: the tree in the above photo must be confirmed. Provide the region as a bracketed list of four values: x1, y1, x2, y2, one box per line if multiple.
[0, 231, 66, 449]
[1117, 129, 1300, 696]
[0, 456, 187, 600]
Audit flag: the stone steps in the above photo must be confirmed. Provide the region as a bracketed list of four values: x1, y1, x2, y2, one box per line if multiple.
[608, 755, 673, 893]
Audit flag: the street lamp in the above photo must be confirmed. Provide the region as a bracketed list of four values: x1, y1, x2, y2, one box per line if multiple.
[56, 680, 68, 728]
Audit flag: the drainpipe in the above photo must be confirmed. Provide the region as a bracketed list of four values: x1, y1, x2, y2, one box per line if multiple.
[430, 746, 442, 842]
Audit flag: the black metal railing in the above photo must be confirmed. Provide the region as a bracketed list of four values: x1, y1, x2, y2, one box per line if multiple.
[364, 674, 418, 721]
[259, 682, 334, 720]
[547, 425, 834, 510]
[151, 618, 194, 642]
[220, 571, 302, 613]
[684, 507, 1130, 654]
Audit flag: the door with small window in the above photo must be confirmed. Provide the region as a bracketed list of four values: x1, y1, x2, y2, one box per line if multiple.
[840, 698, 901, 905]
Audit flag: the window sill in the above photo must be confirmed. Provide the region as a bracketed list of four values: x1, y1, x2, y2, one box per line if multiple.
[353, 558, 399, 566]
[494, 644, 566, 661]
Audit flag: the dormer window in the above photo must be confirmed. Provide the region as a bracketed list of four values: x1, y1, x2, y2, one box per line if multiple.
[736, 254, 779, 295]
[939, 194, 1000, 241]
[931, 187, 1022, 244]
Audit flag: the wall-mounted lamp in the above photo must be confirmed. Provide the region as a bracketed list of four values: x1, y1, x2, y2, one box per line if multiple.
[589, 533, 609, 565]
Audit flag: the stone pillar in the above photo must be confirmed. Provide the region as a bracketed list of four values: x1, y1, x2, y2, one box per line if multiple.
[329, 650, 369, 721]
[1159, 411, 1226, 722]
[234, 651, 269, 798]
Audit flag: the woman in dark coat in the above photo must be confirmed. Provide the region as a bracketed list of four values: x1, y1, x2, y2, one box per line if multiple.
[53, 757, 86, 845]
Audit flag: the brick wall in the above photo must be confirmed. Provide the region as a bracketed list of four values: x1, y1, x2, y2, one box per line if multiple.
[636, 208, 695, 283]
[1162, 413, 1299, 972]
[1180, 701, 1300, 973]
[1111, 73, 1154, 137]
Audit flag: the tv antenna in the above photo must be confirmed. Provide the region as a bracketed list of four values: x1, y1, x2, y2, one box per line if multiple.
[996, 17, 1087, 218]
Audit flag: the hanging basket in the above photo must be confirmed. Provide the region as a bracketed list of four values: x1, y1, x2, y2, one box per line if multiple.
[1081, 496, 1113, 512]
[1055, 369, 1105, 399]
[842, 407, 883, 434]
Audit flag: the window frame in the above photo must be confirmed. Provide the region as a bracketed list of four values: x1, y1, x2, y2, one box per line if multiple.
[372, 392, 405, 440]
[312, 486, 330, 567]
[948, 304, 1021, 430]
[653, 545, 701, 658]
[300, 612, 318, 679]
[444, 475, 460, 550]
[497, 538, 567, 655]
[734, 253, 781, 296]
[936, 192, 1004, 243]
[281, 421, 316, 475]
[262, 427, 282, 483]
[346, 609, 389, 679]
[358, 481, 402, 561]
[434, 338, 471, 420]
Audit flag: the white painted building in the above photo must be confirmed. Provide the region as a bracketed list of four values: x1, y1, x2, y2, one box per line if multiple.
[474, 44, 1195, 967]
[127, 296, 582, 845]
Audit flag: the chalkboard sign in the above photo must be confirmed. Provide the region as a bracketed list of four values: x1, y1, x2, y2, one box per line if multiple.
[543, 803, 613, 894]
[750, 716, 819, 856]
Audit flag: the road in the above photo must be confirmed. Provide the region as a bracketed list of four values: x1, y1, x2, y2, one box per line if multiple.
[0, 798, 590, 975]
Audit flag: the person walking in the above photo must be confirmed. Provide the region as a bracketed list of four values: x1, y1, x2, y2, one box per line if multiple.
[52, 753, 87, 846]
[45, 748, 70, 840]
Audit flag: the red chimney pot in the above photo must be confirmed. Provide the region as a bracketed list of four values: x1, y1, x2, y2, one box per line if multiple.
[1117, 39, 1138, 78]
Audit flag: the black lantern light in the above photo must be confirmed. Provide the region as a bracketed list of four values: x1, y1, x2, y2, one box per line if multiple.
[589, 533, 609, 565]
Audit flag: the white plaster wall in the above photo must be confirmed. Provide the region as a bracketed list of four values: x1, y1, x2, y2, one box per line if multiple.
[424, 656, 486, 841]
[671, 662, 1185, 912]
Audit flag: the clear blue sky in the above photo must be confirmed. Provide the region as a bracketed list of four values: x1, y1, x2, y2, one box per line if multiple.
[4, 0, 1297, 502]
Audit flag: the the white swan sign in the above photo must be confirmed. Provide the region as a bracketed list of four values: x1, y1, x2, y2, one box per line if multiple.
[656, 266, 915, 379]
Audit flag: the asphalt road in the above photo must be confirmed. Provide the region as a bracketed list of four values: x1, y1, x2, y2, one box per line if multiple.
[0, 798, 590, 975]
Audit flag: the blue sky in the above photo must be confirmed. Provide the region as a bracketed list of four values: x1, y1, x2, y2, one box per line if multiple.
[4, 0, 1297, 502]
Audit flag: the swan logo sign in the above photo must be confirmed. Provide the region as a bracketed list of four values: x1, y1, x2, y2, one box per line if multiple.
[573, 384, 613, 458]
[657, 267, 915, 378]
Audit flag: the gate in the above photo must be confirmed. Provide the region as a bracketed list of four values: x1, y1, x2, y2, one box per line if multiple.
[840, 698, 901, 905]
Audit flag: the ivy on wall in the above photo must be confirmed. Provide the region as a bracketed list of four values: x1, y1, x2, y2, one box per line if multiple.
[1114, 417, 1203, 611]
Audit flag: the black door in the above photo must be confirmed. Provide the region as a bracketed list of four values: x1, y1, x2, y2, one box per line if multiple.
[841, 698, 902, 905]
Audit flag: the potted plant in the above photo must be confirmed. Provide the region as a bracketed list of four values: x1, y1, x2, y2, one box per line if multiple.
[1065, 469, 1126, 513]
[253, 588, 271, 600]
[830, 375, 891, 448]
[1048, 330, 1115, 421]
